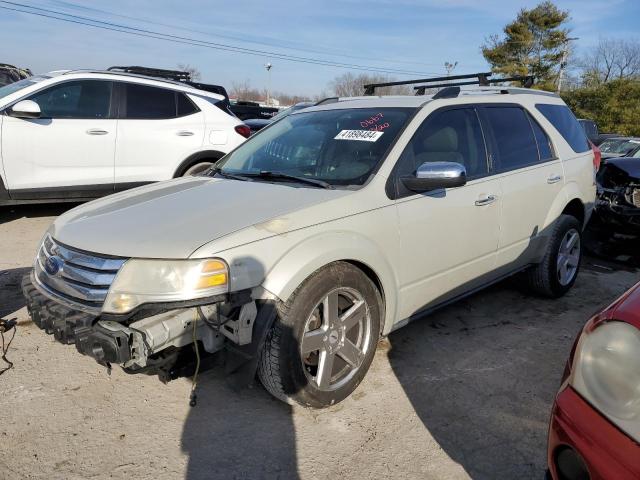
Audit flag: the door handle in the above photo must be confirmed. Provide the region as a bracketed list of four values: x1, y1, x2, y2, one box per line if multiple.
[176, 130, 194, 136]
[86, 129, 108, 135]
[475, 194, 497, 206]
[547, 174, 563, 184]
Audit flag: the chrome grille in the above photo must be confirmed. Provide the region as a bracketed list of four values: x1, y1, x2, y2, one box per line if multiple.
[34, 235, 127, 308]
[632, 188, 640, 208]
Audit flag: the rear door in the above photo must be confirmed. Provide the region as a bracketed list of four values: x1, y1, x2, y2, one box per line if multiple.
[114, 83, 205, 187]
[479, 104, 564, 272]
[2, 79, 116, 197]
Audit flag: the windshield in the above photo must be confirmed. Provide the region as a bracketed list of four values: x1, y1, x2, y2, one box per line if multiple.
[0, 75, 50, 101]
[599, 138, 640, 155]
[217, 107, 414, 187]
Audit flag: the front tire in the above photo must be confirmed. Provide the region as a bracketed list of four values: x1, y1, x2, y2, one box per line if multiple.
[258, 262, 382, 408]
[523, 214, 582, 298]
[182, 162, 214, 176]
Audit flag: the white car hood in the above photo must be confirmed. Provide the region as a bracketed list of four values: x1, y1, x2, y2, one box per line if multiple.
[52, 176, 352, 258]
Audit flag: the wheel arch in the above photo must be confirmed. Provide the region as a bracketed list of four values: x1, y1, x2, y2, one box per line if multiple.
[542, 183, 588, 234]
[258, 233, 399, 336]
[173, 150, 227, 177]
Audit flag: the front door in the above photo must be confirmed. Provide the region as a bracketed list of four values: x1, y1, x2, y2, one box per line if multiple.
[393, 106, 502, 321]
[2, 79, 116, 198]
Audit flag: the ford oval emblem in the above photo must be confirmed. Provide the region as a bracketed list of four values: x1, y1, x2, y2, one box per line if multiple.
[44, 256, 63, 276]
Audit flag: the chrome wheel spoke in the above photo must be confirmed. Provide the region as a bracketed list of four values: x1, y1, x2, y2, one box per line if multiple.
[337, 338, 363, 368]
[339, 299, 365, 331]
[557, 228, 581, 286]
[301, 329, 326, 354]
[316, 350, 336, 389]
[323, 291, 339, 327]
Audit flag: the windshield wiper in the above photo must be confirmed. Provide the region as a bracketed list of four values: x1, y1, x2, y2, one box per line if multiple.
[208, 167, 251, 182]
[242, 171, 335, 189]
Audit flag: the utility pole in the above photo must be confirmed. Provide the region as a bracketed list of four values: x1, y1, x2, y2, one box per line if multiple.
[444, 61, 458, 77]
[557, 37, 579, 93]
[264, 62, 272, 106]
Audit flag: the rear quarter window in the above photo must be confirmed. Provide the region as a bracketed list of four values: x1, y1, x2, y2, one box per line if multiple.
[535, 104, 590, 153]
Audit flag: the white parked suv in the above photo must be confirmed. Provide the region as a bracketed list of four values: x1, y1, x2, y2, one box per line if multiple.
[22, 85, 597, 408]
[0, 70, 248, 204]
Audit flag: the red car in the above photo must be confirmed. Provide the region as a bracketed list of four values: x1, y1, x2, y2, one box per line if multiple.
[548, 281, 640, 479]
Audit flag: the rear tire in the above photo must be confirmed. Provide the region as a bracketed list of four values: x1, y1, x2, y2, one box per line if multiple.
[182, 162, 214, 176]
[523, 214, 582, 298]
[258, 262, 382, 408]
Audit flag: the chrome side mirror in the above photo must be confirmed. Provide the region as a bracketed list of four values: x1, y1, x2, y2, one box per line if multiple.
[9, 100, 41, 119]
[401, 161, 467, 192]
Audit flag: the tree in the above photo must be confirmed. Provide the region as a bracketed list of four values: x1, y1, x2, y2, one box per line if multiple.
[580, 38, 640, 85]
[481, 1, 570, 90]
[562, 79, 640, 136]
[177, 64, 201, 81]
[329, 72, 412, 97]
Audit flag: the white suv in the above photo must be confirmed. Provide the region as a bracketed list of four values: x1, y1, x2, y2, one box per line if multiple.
[22, 86, 597, 408]
[0, 70, 248, 204]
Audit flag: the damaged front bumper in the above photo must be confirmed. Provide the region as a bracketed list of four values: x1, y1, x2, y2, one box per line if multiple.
[22, 272, 270, 381]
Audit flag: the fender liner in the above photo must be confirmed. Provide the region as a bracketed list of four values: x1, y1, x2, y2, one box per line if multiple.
[173, 150, 227, 177]
[223, 300, 279, 389]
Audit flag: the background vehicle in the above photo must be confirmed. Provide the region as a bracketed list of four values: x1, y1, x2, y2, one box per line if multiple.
[578, 118, 598, 142]
[598, 136, 640, 158]
[229, 99, 279, 120]
[244, 101, 315, 134]
[547, 281, 640, 480]
[22, 74, 596, 408]
[0, 69, 249, 205]
[595, 156, 640, 233]
[0, 63, 32, 86]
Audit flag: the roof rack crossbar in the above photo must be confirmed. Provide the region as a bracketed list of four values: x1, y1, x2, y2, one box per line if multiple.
[363, 72, 493, 95]
[414, 75, 536, 96]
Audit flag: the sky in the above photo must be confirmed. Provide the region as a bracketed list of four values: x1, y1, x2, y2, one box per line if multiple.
[1, 0, 638, 97]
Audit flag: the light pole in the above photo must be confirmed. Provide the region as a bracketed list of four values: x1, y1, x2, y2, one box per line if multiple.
[557, 37, 579, 93]
[265, 62, 272, 106]
[444, 61, 458, 77]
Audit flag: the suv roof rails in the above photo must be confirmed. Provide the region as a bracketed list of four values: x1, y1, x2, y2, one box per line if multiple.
[106, 66, 230, 102]
[363, 72, 535, 96]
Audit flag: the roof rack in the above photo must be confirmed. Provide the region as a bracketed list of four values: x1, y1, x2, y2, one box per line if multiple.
[363, 72, 535, 96]
[108, 66, 192, 82]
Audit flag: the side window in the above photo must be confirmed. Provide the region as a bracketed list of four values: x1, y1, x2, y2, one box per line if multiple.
[536, 104, 590, 153]
[484, 107, 539, 172]
[28, 80, 112, 119]
[396, 108, 488, 181]
[527, 113, 555, 161]
[177, 93, 199, 117]
[122, 84, 176, 119]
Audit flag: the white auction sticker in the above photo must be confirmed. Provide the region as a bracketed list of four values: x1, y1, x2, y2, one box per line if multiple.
[334, 130, 384, 142]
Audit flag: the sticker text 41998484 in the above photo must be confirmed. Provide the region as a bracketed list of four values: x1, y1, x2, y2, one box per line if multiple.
[334, 130, 384, 142]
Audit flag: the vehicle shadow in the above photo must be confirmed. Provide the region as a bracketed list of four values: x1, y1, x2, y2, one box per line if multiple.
[181, 369, 299, 480]
[0, 266, 31, 318]
[0, 203, 79, 225]
[387, 258, 633, 479]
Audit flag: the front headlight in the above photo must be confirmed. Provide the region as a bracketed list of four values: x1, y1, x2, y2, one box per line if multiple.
[570, 321, 640, 440]
[103, 258, 228, 314]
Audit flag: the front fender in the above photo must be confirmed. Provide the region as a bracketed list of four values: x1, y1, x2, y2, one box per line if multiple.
[261, 231, 399, 335]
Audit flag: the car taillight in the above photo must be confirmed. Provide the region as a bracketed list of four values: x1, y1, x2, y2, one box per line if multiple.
[591, 141, 601, 172]
[235, 125, 251, 138]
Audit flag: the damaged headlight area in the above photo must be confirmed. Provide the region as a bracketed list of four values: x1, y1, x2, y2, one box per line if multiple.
[103, 258, 229, 314]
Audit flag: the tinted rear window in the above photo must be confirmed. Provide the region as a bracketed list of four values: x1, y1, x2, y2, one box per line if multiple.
[536, 104, 590, 153]
[123, 84, 176, 119]
[484, 106, 539, 172]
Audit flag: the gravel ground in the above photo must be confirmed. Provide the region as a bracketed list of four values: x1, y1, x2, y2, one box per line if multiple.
[0, 204, 637, 480]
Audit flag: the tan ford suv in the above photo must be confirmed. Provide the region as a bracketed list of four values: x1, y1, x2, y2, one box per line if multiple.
[23, 83, 597, 408]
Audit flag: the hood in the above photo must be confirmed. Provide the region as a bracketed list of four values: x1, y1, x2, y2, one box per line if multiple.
[602, 157, 640, 180]
[52, 176, 351, 258]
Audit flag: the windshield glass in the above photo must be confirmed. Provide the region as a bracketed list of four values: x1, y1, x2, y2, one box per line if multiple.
[0, 75, 50, 101]
[599, 138, 640, 154]
[218, 107, 414, 187]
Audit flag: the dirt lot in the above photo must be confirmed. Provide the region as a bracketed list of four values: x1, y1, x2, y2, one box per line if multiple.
[1, 204, 638, 480]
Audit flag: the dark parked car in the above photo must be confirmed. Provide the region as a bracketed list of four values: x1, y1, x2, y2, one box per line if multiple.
[598, 137, 640, 158]
[547, 280, 640, 480]
[243, 101, 315, 134]
[595, 155, 640, 233]
[0, 63, 31, 86]
[229, 100, 279, 120]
